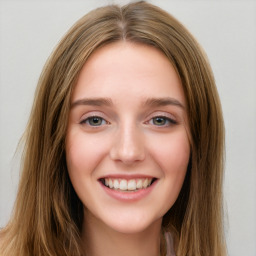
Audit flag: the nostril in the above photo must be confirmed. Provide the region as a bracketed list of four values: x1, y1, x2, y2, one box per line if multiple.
[110, 148, 145, 164]
[109, 131, 145, 164]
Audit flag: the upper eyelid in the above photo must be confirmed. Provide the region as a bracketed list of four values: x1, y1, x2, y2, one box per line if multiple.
[147, 116, 176, 125]
[80, 111, 108, 121]
[145, 111, 177, 121]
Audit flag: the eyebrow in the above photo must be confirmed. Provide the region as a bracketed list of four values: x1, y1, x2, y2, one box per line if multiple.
[142, 97, 185, 109]
[70, 97, 185, 109]
[71, 98, 113, 108]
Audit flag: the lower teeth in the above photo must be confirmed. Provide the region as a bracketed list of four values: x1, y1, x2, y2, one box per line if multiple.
[104, 183, 152, 191]
[111, 188, 141, 192]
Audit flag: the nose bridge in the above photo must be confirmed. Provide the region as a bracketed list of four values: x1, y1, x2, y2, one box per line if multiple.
[110, 120, 145, 164]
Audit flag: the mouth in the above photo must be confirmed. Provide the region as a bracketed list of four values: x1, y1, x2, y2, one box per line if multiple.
[99, 177, 157, 192]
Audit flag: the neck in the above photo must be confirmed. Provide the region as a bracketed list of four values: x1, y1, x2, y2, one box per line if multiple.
[81, 211, 162, 256]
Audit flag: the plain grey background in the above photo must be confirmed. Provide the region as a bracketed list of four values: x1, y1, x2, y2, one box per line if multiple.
[0, 0, 255, 255]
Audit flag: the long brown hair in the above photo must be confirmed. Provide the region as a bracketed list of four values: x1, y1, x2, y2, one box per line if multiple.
[0, 1, 226, 255]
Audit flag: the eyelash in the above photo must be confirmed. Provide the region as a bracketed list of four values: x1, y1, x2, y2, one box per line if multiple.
[147, 115, 177, 127]
[80, 115, 177, 128]
[80, 116, 108, 127]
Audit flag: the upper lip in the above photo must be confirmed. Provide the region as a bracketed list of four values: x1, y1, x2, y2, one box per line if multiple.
[98, 174, 156, 180]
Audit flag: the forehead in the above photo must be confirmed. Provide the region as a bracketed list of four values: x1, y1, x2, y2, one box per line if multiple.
[72, 41, 185, 106]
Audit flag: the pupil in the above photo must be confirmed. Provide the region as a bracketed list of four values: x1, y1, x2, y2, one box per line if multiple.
[154, 117, 165, 125]
[90, 117, 102, 126]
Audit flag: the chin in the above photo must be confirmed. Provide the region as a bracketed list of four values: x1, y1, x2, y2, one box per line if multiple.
[102, 214, 162, 234]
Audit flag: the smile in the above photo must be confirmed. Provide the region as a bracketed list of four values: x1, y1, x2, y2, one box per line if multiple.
[100, 178, 156, 192]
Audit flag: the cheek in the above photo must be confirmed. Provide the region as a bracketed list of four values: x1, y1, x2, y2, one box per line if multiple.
[66, 131, 107, 174]
[65, 131, 110, 204]
[66, 136, 87, 174]
[155, 134, 190, 211]
[149, 131, 190, 174]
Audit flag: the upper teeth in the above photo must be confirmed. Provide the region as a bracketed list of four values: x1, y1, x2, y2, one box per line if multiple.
[104, 178, 152, 191]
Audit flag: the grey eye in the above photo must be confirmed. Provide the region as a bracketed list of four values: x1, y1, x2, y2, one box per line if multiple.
[152, 117, 168, 126]
[81, 116, 107, 126]
[149, 116, 177, 126]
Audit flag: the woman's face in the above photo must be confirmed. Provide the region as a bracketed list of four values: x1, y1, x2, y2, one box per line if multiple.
[66, 42, 190, 234]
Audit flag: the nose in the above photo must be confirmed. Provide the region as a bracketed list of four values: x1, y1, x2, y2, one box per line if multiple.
[109, 124, 145, 165]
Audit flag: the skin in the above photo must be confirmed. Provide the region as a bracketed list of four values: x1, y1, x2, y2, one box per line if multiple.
[66, 41, 190, 256]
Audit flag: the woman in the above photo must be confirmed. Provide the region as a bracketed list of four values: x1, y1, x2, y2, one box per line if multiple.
[0, 1, 226, 255]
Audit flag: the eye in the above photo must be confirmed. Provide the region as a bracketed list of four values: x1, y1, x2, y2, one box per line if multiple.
[81, 116, 107, 126]
[149, 116, 177, 126]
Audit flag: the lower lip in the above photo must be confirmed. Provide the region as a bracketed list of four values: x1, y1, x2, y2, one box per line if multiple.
[99, 180, 158, 202]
